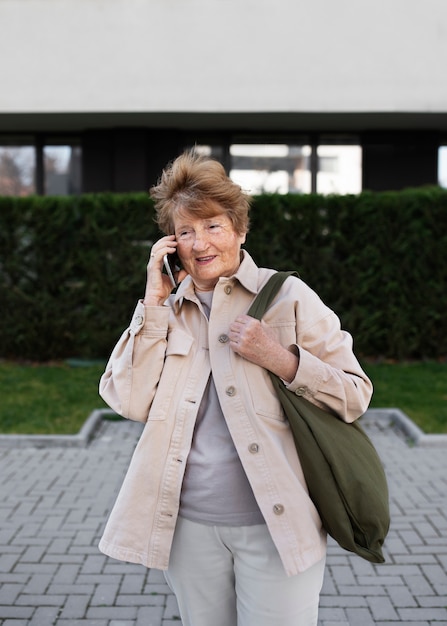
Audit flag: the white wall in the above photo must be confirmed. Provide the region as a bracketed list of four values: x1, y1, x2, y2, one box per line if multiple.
[0, 0, 446, 114]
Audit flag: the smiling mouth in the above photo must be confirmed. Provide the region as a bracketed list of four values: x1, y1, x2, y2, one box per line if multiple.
[196, 255, 216, 264]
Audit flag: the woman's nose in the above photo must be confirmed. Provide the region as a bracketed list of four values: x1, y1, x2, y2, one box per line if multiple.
[192, 230, 208, 249]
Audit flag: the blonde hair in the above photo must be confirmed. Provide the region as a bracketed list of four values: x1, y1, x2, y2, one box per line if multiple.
[150, 149, 251, 235]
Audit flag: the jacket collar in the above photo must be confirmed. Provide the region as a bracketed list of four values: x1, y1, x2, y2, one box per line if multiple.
[171, 250, 260, 314]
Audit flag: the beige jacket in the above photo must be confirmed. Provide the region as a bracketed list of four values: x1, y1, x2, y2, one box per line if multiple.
[98, 251, 372, 576]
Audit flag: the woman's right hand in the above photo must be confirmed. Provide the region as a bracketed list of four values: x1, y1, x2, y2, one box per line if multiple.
[143, 235, 187, 306]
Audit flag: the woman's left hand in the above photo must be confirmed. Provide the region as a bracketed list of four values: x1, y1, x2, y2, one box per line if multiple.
[229, 315, 299, 383]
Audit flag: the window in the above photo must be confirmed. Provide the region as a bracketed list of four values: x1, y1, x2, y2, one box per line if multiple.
[438, 146, 447, 188]
[44, 144, 82, 195]
[193, 144, 226, 163]
[316, 145, 362, 195]
[0, 137, 82, 196]
[0, 145, 36, 196]
[229, 144, 311, 194]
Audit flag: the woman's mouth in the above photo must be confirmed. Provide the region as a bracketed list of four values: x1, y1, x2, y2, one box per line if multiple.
[196, 255, 216, 265]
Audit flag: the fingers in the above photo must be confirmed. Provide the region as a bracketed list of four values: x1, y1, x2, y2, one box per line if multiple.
[143, 236, 180, 305]
[229, 316, 258, 349]
[148, 235, 177, 269]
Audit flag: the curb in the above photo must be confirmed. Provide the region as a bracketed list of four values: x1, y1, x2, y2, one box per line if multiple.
[362, 407, 447, 447]
[0, 408, 446, 449]
[0, 408, 118, 448]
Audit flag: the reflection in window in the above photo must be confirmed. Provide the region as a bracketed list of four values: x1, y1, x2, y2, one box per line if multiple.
[192, 144, 225, 163]
[229, 144, 311, 194]
[0, 146, 35, 196]
[438, 147, 447, 188]
[44, 145, 82, 195]
[317, 145, 362, 195]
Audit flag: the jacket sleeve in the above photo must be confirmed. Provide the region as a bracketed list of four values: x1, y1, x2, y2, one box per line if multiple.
[99, 301, 170, 422]
[284, 281, 373, 423]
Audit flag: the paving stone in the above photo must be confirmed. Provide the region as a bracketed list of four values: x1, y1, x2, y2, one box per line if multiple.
[377, 623, 429, 626]
[86, 606, 138, 620]
[398, 608, 447, 621]
[368, 596, 399, 621]
[418, 596, 447, 607]
[318, 607, 348, 622]
[403, 574, 436, 596]
[320, 595, 367, 608]
[28, 606, 61, 626]
[54, 563, 81, 584]
[22, 573, 52, 595]
[387, 584, 419, 607]
[56, 622, 107, 626]
[57, 619, 110, 626]
[58, 594, 90, 619]
[120, 572, 147, 594]
[48, 583, 95, 596]
[15, 593, 66, 607]
[116, 594, 165, 607]
[0, 605, 34, 619]
[0, 583, 22, 604]
[136, 605, 165, 626]
[345, 607, 375, 625]
[91, 582, 120, 606]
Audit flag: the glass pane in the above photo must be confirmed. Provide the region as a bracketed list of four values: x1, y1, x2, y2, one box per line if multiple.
[0, 146, 35, 196]
[44, 145, 82, 195]
[229, 144, 311, 195]
[316, 145, 362, 195]
[438, 147, 447, 188]
[191, 144, 225, 162]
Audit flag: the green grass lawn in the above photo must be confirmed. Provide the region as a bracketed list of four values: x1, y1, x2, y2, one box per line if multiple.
[0, 359, 446, 435]
[0, 360, 108, 435]
[362, 360, 447, 434]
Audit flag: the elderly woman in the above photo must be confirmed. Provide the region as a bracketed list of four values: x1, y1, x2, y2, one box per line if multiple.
[98, 149, 372, 626]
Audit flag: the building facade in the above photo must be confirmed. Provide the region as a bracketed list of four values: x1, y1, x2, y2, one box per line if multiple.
[1, 0, 446, 195]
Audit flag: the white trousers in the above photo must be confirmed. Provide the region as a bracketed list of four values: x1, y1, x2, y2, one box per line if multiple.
[164, 517, 326, 626]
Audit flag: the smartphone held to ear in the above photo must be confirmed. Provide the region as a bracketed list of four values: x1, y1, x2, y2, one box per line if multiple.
[163, 253, 180, 288]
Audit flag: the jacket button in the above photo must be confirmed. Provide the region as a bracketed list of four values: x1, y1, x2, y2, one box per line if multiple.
[295, 386, 307, 396]
[248, 443, 259, 453]
[218, 334, 229, 343]
[273, 504, 285, 515]
[226, 386, 236, 397]
[224, 285, 232, 295]
[134, 315, 143, 325]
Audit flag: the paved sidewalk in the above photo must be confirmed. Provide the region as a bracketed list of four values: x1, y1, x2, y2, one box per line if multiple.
[0, 411, 446, 626]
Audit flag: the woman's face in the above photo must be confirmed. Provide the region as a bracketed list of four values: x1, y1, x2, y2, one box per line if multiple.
[174, 207, 246, 292]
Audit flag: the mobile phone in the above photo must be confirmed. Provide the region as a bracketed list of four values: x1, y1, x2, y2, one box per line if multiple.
[163, 253, 180, 288]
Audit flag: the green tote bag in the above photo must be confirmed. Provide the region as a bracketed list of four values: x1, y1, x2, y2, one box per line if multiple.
[247, 271, 390, 563]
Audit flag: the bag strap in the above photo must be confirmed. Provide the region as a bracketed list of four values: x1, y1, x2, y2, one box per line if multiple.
[247, 271, 298, 320]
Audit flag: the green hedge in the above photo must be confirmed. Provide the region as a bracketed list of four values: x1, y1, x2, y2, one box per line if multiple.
[1, 188, 446, 361]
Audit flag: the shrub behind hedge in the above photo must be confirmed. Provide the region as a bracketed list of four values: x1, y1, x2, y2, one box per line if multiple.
[1, 187, 446, 361]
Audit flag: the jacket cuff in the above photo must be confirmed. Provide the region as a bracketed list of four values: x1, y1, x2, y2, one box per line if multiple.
[129, 300, 170, 335]
[285, 345, 324, 399]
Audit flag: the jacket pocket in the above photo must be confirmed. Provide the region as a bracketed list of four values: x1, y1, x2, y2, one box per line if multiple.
[255, 399, 287, 423]
[165, 328, 194, 356]
[242, 362, 286, 423]
[147, 329, 195, 421]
